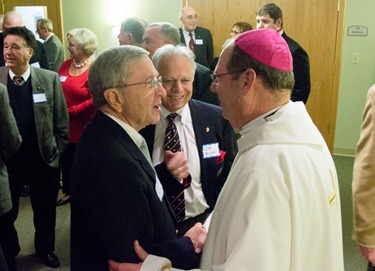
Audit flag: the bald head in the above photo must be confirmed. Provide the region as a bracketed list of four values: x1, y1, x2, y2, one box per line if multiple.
[3, 11, 24, 29]
[180, 6, 198, 32]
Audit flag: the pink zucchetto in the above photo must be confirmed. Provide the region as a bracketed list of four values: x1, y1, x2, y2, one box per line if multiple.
[234, 28, 293, 72]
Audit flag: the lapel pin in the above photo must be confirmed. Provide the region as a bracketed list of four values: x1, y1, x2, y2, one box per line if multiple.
[206, 127, 210, 133]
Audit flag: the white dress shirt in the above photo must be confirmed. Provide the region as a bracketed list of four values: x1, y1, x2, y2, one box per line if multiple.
[153, 104, 209, 219]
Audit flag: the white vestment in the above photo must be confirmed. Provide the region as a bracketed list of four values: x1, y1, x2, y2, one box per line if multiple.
[142, 101, 344, 271]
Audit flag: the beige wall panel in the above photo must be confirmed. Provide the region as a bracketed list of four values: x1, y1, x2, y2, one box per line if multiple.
[183, 0, 344, 151]
[2, 0, 63, 46]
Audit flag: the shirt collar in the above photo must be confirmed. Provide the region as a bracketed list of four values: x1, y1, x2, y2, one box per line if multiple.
[182, 28, 194, 36]
[45, 33, 54, 42]
[9, 66, 31, 81]
[101, 111, 143, 148]
[160, 103, 190, 125]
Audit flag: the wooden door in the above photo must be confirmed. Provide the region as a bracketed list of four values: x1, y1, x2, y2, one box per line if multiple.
[182, 0, 345, 151]
[1, 0, 64, 45]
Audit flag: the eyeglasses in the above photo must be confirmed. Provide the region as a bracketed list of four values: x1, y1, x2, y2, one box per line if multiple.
[230, 30, 240, 35]
[186, 14, 198, 20]
[121, 76, 162, 90]
[210, 69, 246, 86]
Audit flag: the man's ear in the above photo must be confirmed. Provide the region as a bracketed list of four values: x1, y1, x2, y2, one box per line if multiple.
[276, 18, 283, 29]
[103, 88, 123, 113]
[241, 68, 256, 95]
[28, 48, 34, 60]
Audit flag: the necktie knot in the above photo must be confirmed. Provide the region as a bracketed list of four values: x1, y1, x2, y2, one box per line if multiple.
[13, 76, 24, 86]
[167, 113, 178, 122]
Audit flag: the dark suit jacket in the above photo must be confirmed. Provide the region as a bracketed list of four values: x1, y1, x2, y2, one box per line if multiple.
[30, 40, 44, 66]
[141, 99, 236, 214]
[40, 34, 64, 72]
[193, 63, 219, 106]
[0, 66, 69, 168]
[0, 83, 21, 216]
[282, 32, 311, 104]
[180, 26, 213, 67]
[70, 111, 199, 271]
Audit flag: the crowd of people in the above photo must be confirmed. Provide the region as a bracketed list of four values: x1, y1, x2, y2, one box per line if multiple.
[0, 2, 372, 271]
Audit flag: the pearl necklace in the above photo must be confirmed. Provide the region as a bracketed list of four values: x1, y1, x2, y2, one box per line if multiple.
[73, 57, 90, 68]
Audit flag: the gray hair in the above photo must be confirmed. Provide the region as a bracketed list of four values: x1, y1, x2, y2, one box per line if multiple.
[37, 18, 53, 32]
[67, 28, 98, 55]
[152, 44, 196, 74]
[148, 22, 180, 45]
[121, 17, 148, 44]
[226, 40, 294, 92]
[89, 45, 149, 107]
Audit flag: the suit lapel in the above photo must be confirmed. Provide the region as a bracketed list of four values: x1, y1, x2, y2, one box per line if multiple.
[0, 67, 9, 85]
[95, 111, 157, 182]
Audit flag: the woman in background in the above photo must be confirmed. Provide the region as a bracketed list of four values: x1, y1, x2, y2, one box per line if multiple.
[209, 21, 252, 71]
[57, 28, 98, 206]
[229, 21, 253, 38]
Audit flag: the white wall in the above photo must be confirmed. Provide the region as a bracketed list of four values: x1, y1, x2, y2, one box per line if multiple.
[61, 0, 182, 54]
[61, 0, 374, 156]
[334, 0, 375, 155]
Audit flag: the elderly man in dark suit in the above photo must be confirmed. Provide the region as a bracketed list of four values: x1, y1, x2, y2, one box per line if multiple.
[0, 27, 69, 270]
[70, 45, 206, 271]
[0, 83, 22, 271]
[36, 18, 64, 72]
[143, 22, 219, 106]
[256, 3, 311, 104]
[179, 6, 213, 68]
[141, 44, 235, 235]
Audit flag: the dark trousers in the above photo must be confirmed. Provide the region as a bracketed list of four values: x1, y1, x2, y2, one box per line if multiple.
[0, 245, 9, 271]
[369, 262, 375, 271]
[61, 143, 76, 195]
[0, 155, 59, 270]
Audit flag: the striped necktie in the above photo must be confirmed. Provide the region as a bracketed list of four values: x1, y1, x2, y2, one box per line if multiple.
[13, 76, 24, 86]
[189, 32, 195, 53]
[164, 113, 186, 223]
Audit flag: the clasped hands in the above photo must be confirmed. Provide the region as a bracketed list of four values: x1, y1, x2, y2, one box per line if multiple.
[108, 222, 207, 271]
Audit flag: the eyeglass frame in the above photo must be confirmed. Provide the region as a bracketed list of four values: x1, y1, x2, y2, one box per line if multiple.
[210, 69, 247, 86]
[230, 30, 240, 35]
[116, 76, 163, 90]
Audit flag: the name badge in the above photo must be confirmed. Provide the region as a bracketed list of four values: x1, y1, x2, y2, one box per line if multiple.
[60, 76, 67, 82]
[196, 39, 203, 45]
[202, 143, 220, 159]
[33, 93, 47, 103]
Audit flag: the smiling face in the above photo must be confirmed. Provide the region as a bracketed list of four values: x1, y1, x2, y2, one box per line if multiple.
[158, 55, 194, 112]
[67, 36, 85, 60]
[210, 44, 244, 128]
[180, 7, 198, 32]
[3, 34, 33, 74]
